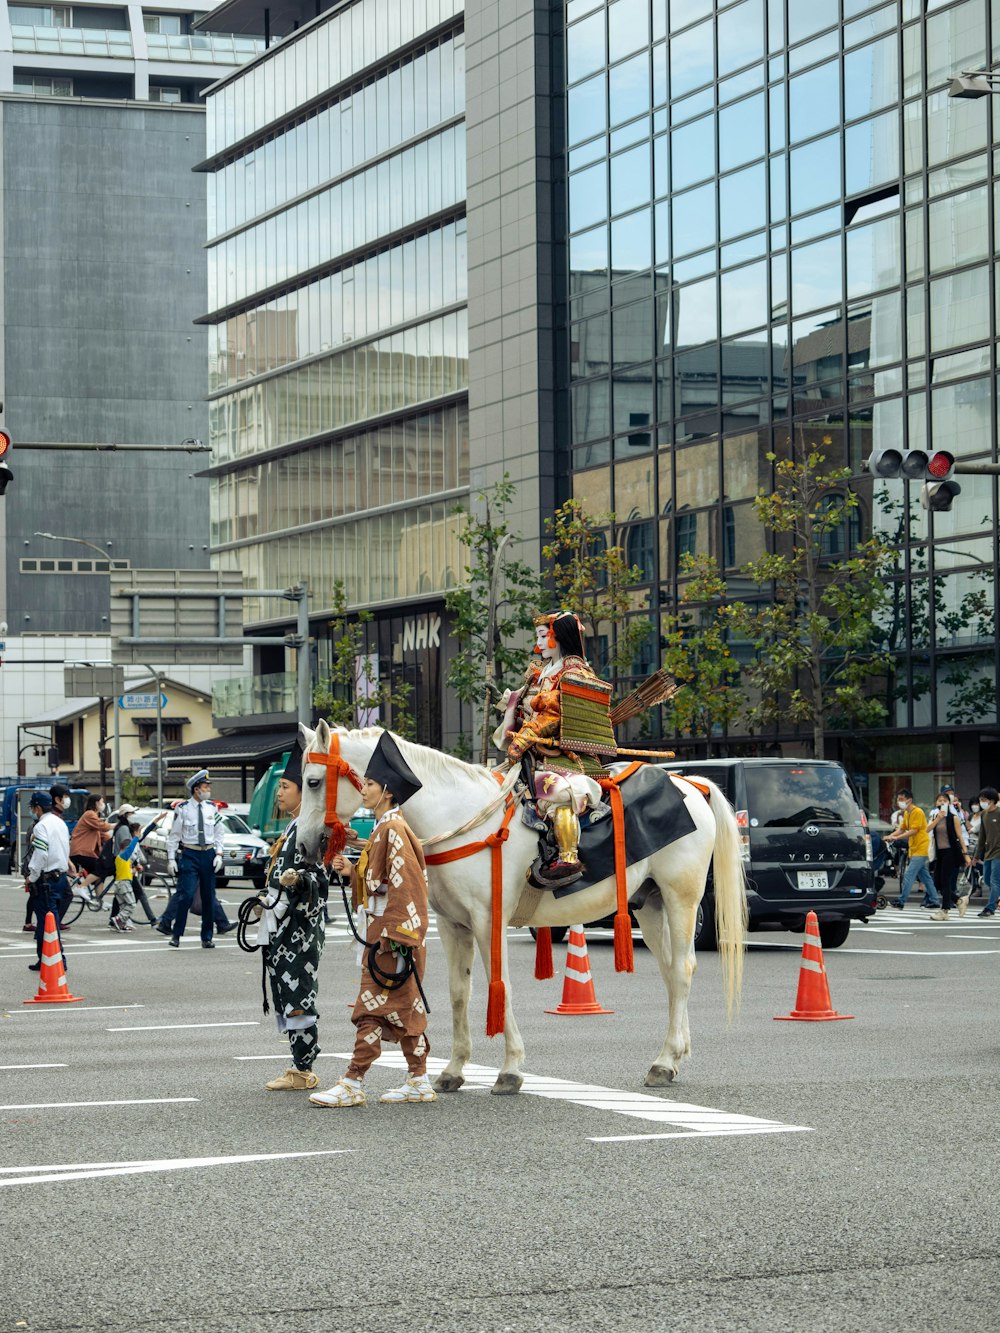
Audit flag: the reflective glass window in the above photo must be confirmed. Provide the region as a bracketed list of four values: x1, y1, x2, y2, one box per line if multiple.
[930, 266, 991, 353]
[569, 71, 607, 145]
[720, 261, 768, 338]
[928, 186, 989, 273]
[570, 160, 608, 232]
[844, 35, 899, 122]
[609, 0, 649, 63]
[613, 363, 654, 437]
[571, 223, 609, 274]
[769, 83, 786, 152]
[925, 90, 989, 168]
[792, 234, 843, 315]
[720, 162, 767, 239]
[790, 133, 840, 214]
[846, 214, 900, 299]
[671, 113, 716, 191]
[568, 8, 606, 83]
[610, 52, 650, 127]
[930, 376, 992, 456]
[675, 274, 717, 346]
[926, 0, 987, 89]
[673, 182, 716, 257]
[845, 111, 899, 197]
[719, 91, 765, 171]
[611, 143, 652, 215]
[787, 0, 838, 45]
[671, 0, 712, 27]
[717, 0, 764, 77]
[614, 301, 650, 369]
[653, 133, 669, 197]
[611, 208, 652, 271]
[670, 17, 714, 99]
[788, 60, 840, 143]
[572, 379, 612, 444]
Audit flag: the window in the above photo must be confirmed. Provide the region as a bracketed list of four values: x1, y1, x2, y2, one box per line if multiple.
[150, 86, 182, 102]
[19, 557, 129, 573]
[143, 12, 182, 34]
[136, 720, 185, 746]
[12, 75, 74, 96]
[675, 512, 698, 559]
[626, 520, 655, 581]
[9, 5, 72, 26]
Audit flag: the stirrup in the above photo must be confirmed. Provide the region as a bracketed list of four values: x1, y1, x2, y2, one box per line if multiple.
[309, 1078, 366, 1108]
[379, 1076, 437, 1104]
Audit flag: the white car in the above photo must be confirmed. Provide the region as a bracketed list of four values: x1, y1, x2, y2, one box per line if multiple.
[142, 805, 269, 890]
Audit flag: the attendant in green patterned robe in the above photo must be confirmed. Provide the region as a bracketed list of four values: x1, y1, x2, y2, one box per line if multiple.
[258, 741, 329, 1091]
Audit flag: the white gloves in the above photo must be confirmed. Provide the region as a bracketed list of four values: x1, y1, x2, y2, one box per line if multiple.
[213, 855, 223, 873]
[168, 859, 178, 876]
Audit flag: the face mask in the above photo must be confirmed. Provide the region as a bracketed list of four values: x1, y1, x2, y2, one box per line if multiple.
[897, 801, 907, 810]
[972, 805, 980, 813]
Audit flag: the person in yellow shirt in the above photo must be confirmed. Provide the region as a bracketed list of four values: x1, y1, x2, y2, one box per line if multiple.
[886, 788, 941, 910]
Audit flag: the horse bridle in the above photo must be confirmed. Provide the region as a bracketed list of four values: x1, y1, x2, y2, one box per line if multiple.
[305, 733, 365, 864]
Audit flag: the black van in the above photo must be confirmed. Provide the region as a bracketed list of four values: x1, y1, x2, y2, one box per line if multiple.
[665, 758, 875, 950]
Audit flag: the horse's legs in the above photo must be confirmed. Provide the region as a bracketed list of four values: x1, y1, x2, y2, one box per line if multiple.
[634, 883, 699, 1086]
[469, 916, 525, 1095]
[433, 916, 475, 1093]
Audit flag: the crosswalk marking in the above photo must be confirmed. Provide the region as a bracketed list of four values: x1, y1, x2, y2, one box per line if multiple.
[0, 1149, 352, 1189]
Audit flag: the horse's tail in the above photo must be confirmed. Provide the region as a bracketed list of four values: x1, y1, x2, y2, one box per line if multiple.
[705, 780, 748, 1020]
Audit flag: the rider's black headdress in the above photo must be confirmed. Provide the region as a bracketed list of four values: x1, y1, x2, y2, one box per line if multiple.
[365, 732, 422, 805]
[282, 738, 303, 788]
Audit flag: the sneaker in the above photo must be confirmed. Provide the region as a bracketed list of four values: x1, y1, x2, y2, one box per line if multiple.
[154, 921, 172, 936]
[109, 915, 127, 932]
[309, 1078, 366, 1108]
[977, 908, 995, 918]
[379, 1076, 437, 1104]
[957, 895, 970, 917]
[265, 1068, 320, 1091]
[22, 923, 35, 932]
[930, 909, 949, 921]
[168, 936, 180, 947]
[891, 900, 904, 909]
[201, 940, 215, 949]
[123, 919, 136, 932]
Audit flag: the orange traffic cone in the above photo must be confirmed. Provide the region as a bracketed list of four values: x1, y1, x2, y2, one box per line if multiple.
[23, 911, 84, 1006]
[545, 925, 613, 1016]
[774, 911, 852, 1022]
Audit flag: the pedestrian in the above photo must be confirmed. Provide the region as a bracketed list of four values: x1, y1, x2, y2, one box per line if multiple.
[256, 741, 330, 1092]
[886, 788, 941, 910]
[927, 789, 971, 920]
[974, 786, 1000, 917]
[48, 783, 79, 926]
[310, 732, 435, 1109]
[156, 887, 235, 937]
[109, 815, 162, 927]
[68, 793, 112, 896]
[164, 770, 225, 948]
[23, 790, 70, 973]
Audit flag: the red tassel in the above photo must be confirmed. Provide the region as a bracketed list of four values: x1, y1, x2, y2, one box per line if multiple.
[614, 910, 634, 974]
[321, 818, 349, 864]
[485, 978, 506, 1037]
[534, 927, 554, 981]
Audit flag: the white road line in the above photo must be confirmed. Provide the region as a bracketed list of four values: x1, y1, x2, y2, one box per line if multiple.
[836, 948, 1000, 956]
[5, 1005, 145, 1015]
[0, 1097, 198, 1111]
[107, 1021, 259, 1032]
[0, 1063, 68, 1070]
[0, 1149, 351, 1188]
[590, 1127, 814, 1143]
[329, 1054, 811, 1139]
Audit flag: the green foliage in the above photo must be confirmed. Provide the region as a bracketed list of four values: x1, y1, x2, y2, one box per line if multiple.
[660, 554, 743, 746]
[542, 499, 652, 677]
[725, 447, 894, 758]
[121, 773, 151, 807]
[444, 475, 544, 704]
[312, 581, 414, 736]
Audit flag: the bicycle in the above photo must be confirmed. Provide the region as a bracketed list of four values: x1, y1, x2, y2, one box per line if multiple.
[60, 874, 116, 925]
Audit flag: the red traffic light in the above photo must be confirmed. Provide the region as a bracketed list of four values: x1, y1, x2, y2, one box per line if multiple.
[926, 450, 955, 479]
[0, 430, 11, 458]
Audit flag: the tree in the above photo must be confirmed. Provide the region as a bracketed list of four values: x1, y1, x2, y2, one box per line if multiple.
[660, 554, 743, 751]
[542, 499, 652, 678]
[312, 581, 414, 739]
[727, 446, 894, 759]
[444, 475, 544, 740]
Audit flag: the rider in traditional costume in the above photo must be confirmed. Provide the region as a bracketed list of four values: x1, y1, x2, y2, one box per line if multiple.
[494, 611, 616, 885]
[310, 731, 434, 1109]
[258, 740, 330, 1092]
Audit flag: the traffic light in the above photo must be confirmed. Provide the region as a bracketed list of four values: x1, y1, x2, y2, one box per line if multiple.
[921, 479, 962, 512]
[0, 429, 11, 496]
[866, 447, 956, 482]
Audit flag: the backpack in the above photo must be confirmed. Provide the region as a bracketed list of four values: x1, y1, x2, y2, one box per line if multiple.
[95, 836, 117, 880]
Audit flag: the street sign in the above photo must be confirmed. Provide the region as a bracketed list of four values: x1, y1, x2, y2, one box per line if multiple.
[64, 665, 126, 699]
[110, 569, 245, 666]
[119, 692, 168, 710]
[131, 757, 168, 778]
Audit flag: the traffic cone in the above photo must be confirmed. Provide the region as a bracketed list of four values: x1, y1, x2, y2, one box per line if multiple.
[23, 911, 84, 1006]
[545, 925, 613, 1016]
[774, 911, 852, 1022]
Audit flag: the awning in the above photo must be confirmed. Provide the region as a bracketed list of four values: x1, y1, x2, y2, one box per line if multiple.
[161, 729, 298, 767]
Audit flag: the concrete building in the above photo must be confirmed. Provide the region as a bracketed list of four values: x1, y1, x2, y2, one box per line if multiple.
[198, 0, 1000, 810]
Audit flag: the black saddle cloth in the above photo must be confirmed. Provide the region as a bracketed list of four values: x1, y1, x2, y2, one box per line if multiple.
[552, 764, 697, 899]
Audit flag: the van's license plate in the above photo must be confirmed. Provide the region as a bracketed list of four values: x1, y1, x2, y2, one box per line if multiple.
[226, 866, 244, 877]
[797, 870, 829, 891]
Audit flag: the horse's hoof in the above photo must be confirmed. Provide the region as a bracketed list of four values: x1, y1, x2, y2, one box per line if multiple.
[644, 1064, 676, 1087]
[434, 1072, 465, 1094]
[490, 1072, 523, 1096]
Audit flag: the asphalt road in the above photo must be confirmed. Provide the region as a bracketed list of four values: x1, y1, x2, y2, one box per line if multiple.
[2, 877, 998, 1333]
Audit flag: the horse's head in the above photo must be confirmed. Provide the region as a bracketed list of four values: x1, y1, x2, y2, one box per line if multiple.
[295, 720, 376, 862]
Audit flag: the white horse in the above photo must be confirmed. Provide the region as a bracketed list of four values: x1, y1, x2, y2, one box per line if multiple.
[296, 721, 746, 1094]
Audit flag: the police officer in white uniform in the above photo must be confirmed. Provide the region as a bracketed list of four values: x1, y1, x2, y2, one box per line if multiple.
[165, 769, 225, 949]
[25, 789, 71, 972]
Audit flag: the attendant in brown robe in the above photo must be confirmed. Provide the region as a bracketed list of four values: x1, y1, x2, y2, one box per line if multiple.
[310, 731, 434, 1108]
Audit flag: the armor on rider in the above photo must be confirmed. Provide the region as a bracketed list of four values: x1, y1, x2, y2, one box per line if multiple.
[494, 612, 616, 884]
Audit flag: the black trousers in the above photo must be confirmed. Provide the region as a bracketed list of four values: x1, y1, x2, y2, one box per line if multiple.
[933, 846, 962, 910]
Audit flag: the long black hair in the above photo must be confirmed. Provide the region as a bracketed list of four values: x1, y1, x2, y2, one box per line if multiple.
[552, 613, 585, 659]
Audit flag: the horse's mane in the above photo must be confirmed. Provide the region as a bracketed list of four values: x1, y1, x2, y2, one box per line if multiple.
[331, 725, 501, 794]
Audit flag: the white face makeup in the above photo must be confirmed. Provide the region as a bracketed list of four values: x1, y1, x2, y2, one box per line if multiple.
[536, 623, 560, 661]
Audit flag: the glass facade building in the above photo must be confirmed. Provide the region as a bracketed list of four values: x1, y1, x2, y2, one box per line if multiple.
[562, 0, 1000, 807]
[202, 0, 468, 742]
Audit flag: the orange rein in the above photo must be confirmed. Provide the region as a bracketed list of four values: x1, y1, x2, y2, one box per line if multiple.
[425, 769, 515, 1038]
[597, 761, 645, 974]
[305, 733, 365, 864]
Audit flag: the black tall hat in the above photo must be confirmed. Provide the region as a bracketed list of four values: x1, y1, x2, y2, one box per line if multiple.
[282, 738, 304, 788]
[365, 731, 422, 805]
